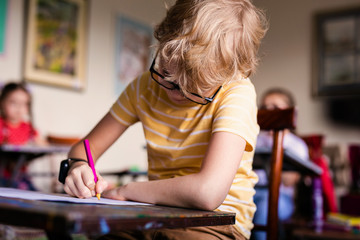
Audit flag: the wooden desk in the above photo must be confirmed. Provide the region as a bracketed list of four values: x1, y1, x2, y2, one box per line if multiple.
[0, 195, 235, 239]
[0, 144, 71, 187]
[254, 147, 322, 176]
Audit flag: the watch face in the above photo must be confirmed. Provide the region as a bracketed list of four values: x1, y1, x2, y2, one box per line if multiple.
[58, 159, 70, 184]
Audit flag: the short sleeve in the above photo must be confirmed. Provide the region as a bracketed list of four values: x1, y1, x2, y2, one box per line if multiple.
[110, 77, 140, 127]
[212, 79, 259, 152]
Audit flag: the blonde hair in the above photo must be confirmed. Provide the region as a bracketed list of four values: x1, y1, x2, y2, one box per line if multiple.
[154, 0, 268, 95]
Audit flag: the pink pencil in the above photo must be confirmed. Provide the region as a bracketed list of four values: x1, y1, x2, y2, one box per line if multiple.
[84, 139, 101, 200]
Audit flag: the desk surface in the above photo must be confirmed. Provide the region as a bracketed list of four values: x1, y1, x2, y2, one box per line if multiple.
[254, 147, 322, 175]
[0, 144, 71, 154]
[0, 196, 235, 238]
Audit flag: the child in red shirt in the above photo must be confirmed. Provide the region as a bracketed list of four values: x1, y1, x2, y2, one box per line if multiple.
[0, 82, 45, 190]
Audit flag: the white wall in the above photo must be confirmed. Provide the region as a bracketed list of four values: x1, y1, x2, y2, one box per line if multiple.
[1, 0, 359, 177]
[253, 0, 360, 148]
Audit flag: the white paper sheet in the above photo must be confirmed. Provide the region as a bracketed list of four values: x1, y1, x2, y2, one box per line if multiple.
[0, 187, 151, 206]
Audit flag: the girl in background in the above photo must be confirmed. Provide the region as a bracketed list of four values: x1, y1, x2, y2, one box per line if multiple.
[0, 82, 46, 190]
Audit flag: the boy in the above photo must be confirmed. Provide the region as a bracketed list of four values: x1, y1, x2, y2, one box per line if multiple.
[63, 0, 267, 239]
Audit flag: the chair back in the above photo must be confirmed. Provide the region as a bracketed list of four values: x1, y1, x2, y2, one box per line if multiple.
[254, 107, 296, 240]
[47, 135, 81, 145]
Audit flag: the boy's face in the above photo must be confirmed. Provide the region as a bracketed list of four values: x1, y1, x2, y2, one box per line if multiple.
[164, 87, 191, 105]
[156, 59, 191, 104]
[155, 73, 220, 105]
[151, 57, 221, 105]
[2, 89, 30, 124]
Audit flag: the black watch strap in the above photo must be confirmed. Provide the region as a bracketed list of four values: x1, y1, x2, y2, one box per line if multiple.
[58, 158, 88, 184]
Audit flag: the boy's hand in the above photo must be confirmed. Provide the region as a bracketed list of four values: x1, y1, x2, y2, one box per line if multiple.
[63, 162, 108, 199]
[102, 186, 127, 201]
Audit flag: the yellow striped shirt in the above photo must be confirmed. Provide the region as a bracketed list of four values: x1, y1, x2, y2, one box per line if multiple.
[110, 71, 259, 238]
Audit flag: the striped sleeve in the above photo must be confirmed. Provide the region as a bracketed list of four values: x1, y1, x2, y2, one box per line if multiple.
[212, 79, 259, 152]
[110, 76, 140, 127]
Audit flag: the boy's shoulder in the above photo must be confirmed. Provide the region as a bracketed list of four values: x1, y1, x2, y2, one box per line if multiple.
[128, 71, 152, 91]
[120, 71, 152, 99]
[136, 71, 151, 83]
[224, 76, 253, 87]
[221, 77, 256, 96]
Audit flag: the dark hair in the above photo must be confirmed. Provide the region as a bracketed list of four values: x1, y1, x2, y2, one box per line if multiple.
[260, 87, 296, 108]
[0, 82, 33, 120]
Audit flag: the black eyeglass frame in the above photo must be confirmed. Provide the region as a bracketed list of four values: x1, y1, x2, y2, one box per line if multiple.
[149, 58, 222, 105]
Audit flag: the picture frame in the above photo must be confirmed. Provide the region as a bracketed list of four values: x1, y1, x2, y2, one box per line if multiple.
[24, 0, 87, 90]
[114, 15, 153, 95]
[313, 7, 360, 97]
[0, 0, 8, 55]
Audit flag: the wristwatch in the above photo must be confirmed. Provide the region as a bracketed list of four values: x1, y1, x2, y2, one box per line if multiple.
[58, 158, 88, 184]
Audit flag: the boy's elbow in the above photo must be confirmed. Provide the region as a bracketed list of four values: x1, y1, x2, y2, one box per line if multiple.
[197, 199, 222, 211]
[192, 185, 226, 211]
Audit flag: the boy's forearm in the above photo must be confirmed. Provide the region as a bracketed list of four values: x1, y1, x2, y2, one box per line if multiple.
[119, 174, 226, 211]
[68, 140, 88, 160]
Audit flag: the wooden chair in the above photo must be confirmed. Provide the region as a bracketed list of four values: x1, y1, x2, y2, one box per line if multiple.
[47, 135, 81, 145]
[253, 107, 296, 240]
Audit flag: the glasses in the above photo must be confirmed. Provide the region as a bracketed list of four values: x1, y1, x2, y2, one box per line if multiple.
[149, 58, 222, 105]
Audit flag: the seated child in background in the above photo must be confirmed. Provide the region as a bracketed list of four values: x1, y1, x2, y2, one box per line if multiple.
[0, 82, 46, 190]
[253, 88, 310, 240]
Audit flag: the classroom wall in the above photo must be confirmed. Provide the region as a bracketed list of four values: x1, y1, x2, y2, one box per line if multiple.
[0, 0, 359, 178]
[252, 0, 360, 147]
[0, 0, 170, 173]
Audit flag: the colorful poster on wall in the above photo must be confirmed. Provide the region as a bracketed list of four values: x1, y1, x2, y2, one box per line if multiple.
[24, 0, 87, 90]
[0, 0, 8, 54]
[114, 15, 153, 95]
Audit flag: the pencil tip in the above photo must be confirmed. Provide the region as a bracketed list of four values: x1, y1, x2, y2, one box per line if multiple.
[96, 193, 101, 200]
